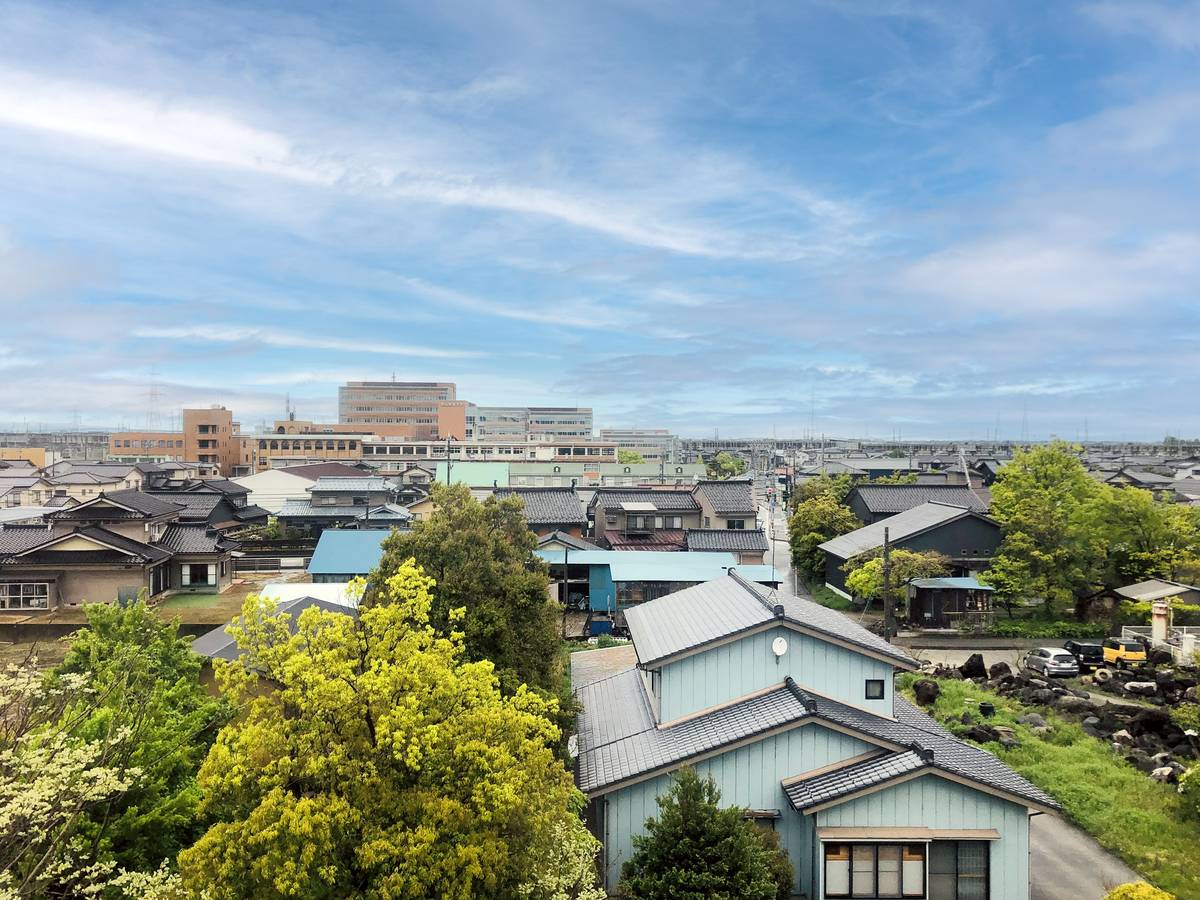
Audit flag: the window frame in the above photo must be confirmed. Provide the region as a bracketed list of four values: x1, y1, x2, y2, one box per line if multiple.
[823, 841, 931, 899]
[865, 678, 886, 700]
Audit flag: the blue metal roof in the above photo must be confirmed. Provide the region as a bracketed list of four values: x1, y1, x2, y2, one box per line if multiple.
[307, 530, 390, 575]
[910, 576, 993, 591]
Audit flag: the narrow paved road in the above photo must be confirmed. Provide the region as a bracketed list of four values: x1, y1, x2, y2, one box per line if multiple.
[1031, 815, 1144, 899]
[758, 498, 799, 594]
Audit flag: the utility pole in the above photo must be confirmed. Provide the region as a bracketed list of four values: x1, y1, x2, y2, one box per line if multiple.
[882, 527, 896, 641]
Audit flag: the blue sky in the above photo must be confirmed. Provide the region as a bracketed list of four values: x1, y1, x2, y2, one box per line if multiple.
[1, 1, 1197, 439]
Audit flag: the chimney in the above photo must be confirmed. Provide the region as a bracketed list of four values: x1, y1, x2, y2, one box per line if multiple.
[1151, 600, 1171, 646]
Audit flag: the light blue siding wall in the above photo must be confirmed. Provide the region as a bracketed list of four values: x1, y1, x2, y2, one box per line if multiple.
[589, 565, 615, 612]
[658, 625, 896, 721]
[815, 775, 1030, 900]
[600, 723, 875, 894]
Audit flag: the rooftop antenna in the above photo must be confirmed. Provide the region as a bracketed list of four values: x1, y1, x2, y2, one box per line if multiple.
[145, 366, 161, 432]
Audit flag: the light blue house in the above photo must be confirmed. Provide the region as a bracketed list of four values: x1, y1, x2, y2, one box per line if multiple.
[575, 571, 1057, 898]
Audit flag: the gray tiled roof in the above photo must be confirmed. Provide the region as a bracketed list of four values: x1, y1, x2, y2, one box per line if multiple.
[848, 484, 989, 515]
[589, 489, 701, 513]
[495, 487, 586, 526]
[1, 526, 172, 564]
[74, 490, 184, 518]
[190, 596, 359, 661]
[0, 525, 54, 555]
[819, 502, 991, 560]
[685, 528, 770, 552]
[693, 480, 757, 515]
[155, 525, 235, 555]
[785, 750, 926, 810]
[144, 492, 224, 518]
[538, 531, 600, 551]
[574, 668, 1058, 811]
[624, 572, 918, 668]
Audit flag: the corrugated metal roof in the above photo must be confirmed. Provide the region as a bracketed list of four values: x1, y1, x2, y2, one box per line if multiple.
[819, 502, 982, 559]
[910, 577, 993, 591]
[307, 530, 391, 575]
[625, 572, 915, 668]
[309, 476, 393, 493]
[1115, 578, 1198, 601]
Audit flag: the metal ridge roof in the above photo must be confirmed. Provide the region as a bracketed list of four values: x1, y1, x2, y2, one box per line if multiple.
[819, 501, 992, 560]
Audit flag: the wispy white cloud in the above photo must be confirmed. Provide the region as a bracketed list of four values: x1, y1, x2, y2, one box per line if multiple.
[131, 326, 482, 359]
[1081, 1, 1200, 52]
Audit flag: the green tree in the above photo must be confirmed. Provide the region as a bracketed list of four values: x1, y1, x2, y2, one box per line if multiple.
[844, 549, 949, 609]
[617, 449, 646, 464]
[982, 442, 1102, 618]
[620, 768, 791, 900]
[1079, 485, 1200, 591]
[372, 483, 562, 695]
[788, 495, 861, 583]
[791, 473, 854, 507]
[179, 563, 604, 900]
[706, 452, 748, 478]
[52, 601, 232, 874]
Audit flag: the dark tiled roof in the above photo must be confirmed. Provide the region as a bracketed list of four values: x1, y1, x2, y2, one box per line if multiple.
[588, 489, 700, 513]
[2, 526, 171, 564]
[848, 484, 990, 514]
[185, 478, 249, 496]
[190, 597, 359, 661]
[538, 531, 601, 551]
[693, 480, 757, 515]
[785, 750, 925, 810]
[685, 528, 770, 552]
[0, 525, 54, 555]
[233, 504, 270, 521]
[143, 492, 223, 519]
[625, 571, 917, 668]
[49, 490, 184, 520]
[155, 525, 235, 555]
[495, 487, 586, 526]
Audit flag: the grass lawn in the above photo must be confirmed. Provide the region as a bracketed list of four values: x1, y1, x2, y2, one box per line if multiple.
[157, 592, 222, 609]
[899, 674, 1200, 898]
[808, 583, 853, 611]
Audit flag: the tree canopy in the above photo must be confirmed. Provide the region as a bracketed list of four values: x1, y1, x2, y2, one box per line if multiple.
[617, 449, 645, 464]
[844, 549, 949, 607]
[706, 452, 748, 478]
[372, 483, 562, 695]
[180, 563, 603, 900]
[620, 768, 791, 900]
[788, 495, 861, 583]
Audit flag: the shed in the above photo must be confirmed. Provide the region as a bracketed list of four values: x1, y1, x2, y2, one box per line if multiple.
[307, 530, 392, 582]
[907, 576, 995, 629]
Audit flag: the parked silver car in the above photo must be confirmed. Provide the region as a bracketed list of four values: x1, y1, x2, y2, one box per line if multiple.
[1023, 647, 1080, 677]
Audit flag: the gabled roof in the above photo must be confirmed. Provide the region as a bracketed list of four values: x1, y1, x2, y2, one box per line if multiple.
[495, 487, 587, 526]
[588, 488, 700, 513]
[625, 571, 917, 669]
[272, 462, 374, 481]
[184, 478, 249, 496]
[847, 484, 989, 515]
[190, 596, 359, 661]
[155, 524, 236, 555]
[574, 667, 1057, 810]
[910, 577, 993, 591]
[308, 476, 393, 493]
[1114, 578, 1200, 601]
[143, 492, 225, 519]
[819, 502, 995, 560]
[538, 531, 600, 551]
[48, 490, 183, 520]
[692, 480, 757, 515]
[1, 526, 171, 564]
[0, 525, 55, 555]
[685, 528, 770, 552]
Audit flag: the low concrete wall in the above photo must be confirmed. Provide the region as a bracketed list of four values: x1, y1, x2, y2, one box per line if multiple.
[896, 635, 1105, 650]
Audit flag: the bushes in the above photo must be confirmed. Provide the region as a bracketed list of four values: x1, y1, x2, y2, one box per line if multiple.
[1117, 601, 1200, 627]
[987, 618, 1108, 638]
[1103, 884, 1175, 900]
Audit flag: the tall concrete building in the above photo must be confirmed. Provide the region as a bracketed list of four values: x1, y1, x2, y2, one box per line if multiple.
[337, 381, 461, 439]
[182, 406, 241, 473]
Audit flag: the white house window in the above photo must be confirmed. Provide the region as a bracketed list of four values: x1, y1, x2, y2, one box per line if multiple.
[0, 582, 50, 610]
[824, 843, 926, 898]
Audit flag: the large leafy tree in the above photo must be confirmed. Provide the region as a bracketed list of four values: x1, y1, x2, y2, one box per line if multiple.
[179, 563, 603, 900]
[791, 473, 854, 507]
[620, 768, 791, 900]
[372, 483, 562, 695]
[617, 449, 645, 464]
[706, 452, 748, 478]
[53, 601, 231, 874]
[788, 495, 861, 583]
[844, 549, 949, 608]
[1080, 484, 1200, 587]
[982, 442, 1102, 617]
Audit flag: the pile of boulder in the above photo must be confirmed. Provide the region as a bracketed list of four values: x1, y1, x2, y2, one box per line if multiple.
[913, 653, 1200, 784]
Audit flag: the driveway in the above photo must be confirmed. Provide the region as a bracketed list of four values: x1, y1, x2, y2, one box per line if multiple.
[1031, 814, 1143, 899]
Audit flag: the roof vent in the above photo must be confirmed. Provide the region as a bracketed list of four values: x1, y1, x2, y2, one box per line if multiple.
[773, 603, 785, 618]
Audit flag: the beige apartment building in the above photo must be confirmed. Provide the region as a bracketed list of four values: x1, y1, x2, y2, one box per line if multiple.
[108, 430, 186, 461]
[337, 381, 463, 439]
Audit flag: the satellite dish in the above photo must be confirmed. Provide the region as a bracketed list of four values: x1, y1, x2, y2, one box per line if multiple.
[771, 636, 789, 658]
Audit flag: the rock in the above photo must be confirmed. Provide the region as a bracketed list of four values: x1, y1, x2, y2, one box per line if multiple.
[1126, 751, 1157, 774]
[1151, 766, 1177, 783]
[992, 725, 1021, 749]
[912, 679, 941, 706]
[1018, 712, 1048, 728]
[963, 724, 1000, 744]
[1124, 681, 1158, 697]
[1031, 725, 1051, 737]
[1149, 648, 1174, 666]
[1093, 668, 1113, 684]
[1057, 696, 1104, 714]
[1083, 715, 1101, 727]
[1112, 729, 1134, 745]
[1185, 686, 1199, 703]
[959, 653, 987, 680]
[1152, 752, 1174, 767]
[960, 711, 975, 725]
[1129, 708, 1173, 737]
[988, 661, 1012, 679]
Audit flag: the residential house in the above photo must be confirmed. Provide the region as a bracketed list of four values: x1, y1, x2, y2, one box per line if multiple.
[0, 490, 237, 609]
[1105, 467, 1177, 491]
[231, 462, 372, 514]
[277, 477, 407, 533]
[819, 502, 1002, 598]
[692, 479, 758, 530]
[845, 485, 990, 526]
[575, 571, 1057, 897]
[684, 528, 769, 564]
[587, 488, 702, 550]
[494, 487, 587, 536]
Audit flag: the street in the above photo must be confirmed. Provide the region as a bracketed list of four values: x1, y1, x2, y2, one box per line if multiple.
[758, 495, 797, 594]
